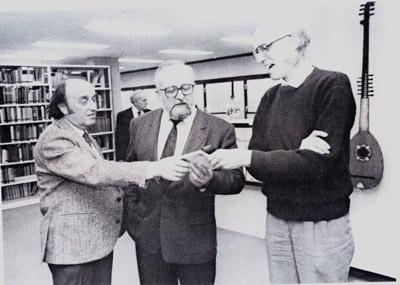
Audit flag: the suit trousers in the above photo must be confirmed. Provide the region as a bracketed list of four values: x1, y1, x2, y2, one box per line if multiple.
[265, 212, 354, 284]
[48, 252, 113, 285]
[136, 246, 216, 285]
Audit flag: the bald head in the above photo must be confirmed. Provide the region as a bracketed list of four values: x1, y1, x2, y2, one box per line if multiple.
[48, 77, 97, 130]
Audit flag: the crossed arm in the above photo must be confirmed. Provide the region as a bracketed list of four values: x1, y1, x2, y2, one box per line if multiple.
[208, 130, 330, 170]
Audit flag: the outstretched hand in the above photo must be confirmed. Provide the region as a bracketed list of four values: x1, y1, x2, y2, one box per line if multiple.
[149, 156, 191, 181]
[208, 149, 251, 170]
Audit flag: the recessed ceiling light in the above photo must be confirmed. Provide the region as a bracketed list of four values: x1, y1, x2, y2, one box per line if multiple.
[85, 19, 171, 37]
[118, 58, 164, 64]
[158, 49, 214, 56]
[0, 52, 66, 61]
[31, 41, 109, 50]
[221, 35, 254, 45]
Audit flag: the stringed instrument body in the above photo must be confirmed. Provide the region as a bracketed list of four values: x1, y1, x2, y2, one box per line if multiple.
[349, 1, 383, 190]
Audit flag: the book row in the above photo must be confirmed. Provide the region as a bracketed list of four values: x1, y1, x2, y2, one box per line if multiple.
[1, 164, 35, 184]
[0, 86, 50, 104]
[1, 144, 34, 164]
[51, 69, 108, 89]
[0, 106, 48, 123]
[0, 67, 47, 84]
[1, 182, 37, 201]
[88, 115, 112, 133]
[0, 124, 47, 143]
[94, 134, 113, 150]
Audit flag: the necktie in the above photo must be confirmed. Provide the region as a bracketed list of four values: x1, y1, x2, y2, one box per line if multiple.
[160, 119, 181, 159]
[82, 131, 93, 147]
[138, 111, 141, 116]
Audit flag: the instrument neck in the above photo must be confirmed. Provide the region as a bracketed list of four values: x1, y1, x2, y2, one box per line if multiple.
[359, 97, 370, 131]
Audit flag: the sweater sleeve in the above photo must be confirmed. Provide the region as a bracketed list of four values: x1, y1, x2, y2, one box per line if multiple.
[248, 77, 356, 184]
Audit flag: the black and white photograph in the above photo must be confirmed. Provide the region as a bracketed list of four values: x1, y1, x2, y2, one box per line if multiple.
[0, 0, 399, 284]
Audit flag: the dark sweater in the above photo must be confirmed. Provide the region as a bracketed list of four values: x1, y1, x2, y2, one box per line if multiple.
[248, 67, 356, 221]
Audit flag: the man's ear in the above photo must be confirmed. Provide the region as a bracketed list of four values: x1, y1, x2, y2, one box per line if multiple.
[58, 103, 69, 115]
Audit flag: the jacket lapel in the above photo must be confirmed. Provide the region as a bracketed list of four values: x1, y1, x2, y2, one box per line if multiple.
[182, 109, 208, 154]
[55, 118, 101, 159]
[144, 109, 163, 161]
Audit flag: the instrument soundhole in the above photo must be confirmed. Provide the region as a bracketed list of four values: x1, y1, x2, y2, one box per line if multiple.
[355, 144, 372, 161]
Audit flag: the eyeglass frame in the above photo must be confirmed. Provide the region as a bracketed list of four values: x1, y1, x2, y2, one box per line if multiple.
[252, 34, 292, 57]
[158, 84, 195, 98]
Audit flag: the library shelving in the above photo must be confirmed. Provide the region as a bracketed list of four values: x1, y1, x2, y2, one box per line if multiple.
[1, 64, 116, 209]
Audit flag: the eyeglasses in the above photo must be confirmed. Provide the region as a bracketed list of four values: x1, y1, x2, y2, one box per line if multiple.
[159, 84, 195, 98]
[253, 34, 292, 59]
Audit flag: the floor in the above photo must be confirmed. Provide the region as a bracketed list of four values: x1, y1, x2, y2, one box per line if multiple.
[3, 203, 370, 285]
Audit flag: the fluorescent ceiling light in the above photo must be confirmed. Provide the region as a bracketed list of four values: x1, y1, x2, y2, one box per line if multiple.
[159, 49, 214, 56]
[85, 19, 171, 37]
[118, 58, 164, 64]
[32, 41, 109, 50]
[0, 52, 66, 61]
[221, 35, 254, 45]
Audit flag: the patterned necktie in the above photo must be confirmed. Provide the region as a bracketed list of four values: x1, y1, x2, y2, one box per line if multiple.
[160, 119, 181, 159]
[82, 131, 93, 147]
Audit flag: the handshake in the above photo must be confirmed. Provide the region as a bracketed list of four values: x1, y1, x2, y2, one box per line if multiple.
[146, 146, 253, 187]
[146, 148, 213, 187]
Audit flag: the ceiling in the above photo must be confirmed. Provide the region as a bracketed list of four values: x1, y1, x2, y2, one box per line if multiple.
[0, 0, 358, 71]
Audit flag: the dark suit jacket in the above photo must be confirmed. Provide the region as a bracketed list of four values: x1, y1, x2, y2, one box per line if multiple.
[115, 107, 150, 161]
[124, 109, 245, 264]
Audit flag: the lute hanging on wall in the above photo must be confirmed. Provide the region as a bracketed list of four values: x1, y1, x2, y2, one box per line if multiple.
[349, 1, 383, 190]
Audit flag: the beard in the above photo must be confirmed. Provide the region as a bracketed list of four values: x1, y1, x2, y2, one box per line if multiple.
[169, 103, 191, 120]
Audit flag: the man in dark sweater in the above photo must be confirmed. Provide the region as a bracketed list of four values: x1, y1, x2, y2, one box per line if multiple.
[209, 23, 356, 283]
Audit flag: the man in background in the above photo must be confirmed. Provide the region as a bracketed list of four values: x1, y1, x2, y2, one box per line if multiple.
[34, 78, 190, 285]
[209, 22, 356, 283]
[124, 60, 245, 285]
[115, 89, 151, 160]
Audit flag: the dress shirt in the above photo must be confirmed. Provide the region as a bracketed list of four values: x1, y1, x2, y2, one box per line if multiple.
[157, 107, 197, 160]
[131, 105, 142, 117]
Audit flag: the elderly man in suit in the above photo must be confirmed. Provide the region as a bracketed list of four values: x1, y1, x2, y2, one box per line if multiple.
[124, 60, 245, 285]
[33, 78, 191, 285]
[115, 89, 151, 161]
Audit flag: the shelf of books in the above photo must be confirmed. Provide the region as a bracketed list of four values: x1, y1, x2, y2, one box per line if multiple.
[1, 64, 116, 210]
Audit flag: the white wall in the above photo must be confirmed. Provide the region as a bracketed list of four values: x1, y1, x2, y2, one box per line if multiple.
[120, 0, 400, 279]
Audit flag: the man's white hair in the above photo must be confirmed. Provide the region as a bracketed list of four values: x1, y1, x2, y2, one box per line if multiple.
[130, 89, 144, 102]
[154, 60, 195, 89]
[254, 21, 311, 53]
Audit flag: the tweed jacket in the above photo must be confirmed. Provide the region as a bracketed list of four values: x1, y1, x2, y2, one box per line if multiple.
[124, 109, 245, 264]
[33, 117, 148, 265]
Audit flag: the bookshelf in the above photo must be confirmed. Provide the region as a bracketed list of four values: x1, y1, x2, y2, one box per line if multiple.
[1, 64, 116, 209]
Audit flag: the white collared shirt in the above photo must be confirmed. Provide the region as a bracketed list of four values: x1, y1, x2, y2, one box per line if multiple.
[65, 119, 101, 157]
[131, 105, 142, 117]
[157, 107, 197, 160]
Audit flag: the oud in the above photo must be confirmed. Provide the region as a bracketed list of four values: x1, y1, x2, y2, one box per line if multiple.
[349, 1, 383, 190]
